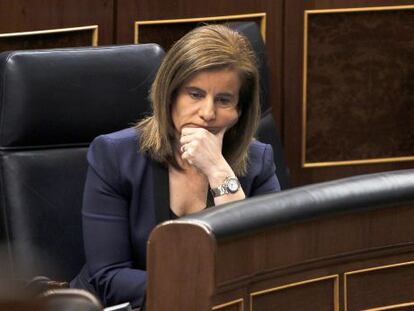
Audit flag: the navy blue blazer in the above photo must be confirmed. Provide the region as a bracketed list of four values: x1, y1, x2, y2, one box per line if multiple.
[71, 127, 280, 307]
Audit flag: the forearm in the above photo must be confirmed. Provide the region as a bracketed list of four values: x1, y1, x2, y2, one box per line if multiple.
[90, 266, 146, 308]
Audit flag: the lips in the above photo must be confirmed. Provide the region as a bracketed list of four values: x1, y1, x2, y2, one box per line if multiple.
[206, 127, 220, 134]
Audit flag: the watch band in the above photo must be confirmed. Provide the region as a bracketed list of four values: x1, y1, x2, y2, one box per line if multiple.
[210, 184, 228, 197]
[210, 176, 240, 197]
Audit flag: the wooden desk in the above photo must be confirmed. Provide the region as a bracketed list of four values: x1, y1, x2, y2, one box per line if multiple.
[146, 170, 414, 311]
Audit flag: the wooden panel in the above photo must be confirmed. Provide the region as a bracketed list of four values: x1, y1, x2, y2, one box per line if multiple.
[345, 261, 414, 311]
[134, 13, 265, 51]
[284, 0, 414, 186]
[0, 0, 113, 49]
[147, 224, 216, 311]
[0, 26, 98, 52]
[214, 204, 414, 286]
[250, 275, 338, 311]
[304, 6, 414, 167]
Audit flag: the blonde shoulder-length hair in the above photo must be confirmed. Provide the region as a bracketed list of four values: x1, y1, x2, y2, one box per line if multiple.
[136, 24, 260, 176]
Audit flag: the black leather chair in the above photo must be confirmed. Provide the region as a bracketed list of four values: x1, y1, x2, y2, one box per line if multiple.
[0, 44, 164, 283]
[0, 287, 102, 311]
[228, 21, 290, 189]
[40, 288, 103, 311]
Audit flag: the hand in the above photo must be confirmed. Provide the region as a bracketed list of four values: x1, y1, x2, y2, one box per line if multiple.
[179, 127, 228, 177]
[180, 126, 246, 204]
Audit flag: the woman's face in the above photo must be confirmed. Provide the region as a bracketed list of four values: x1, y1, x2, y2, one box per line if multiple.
[171, 68, 241, 136]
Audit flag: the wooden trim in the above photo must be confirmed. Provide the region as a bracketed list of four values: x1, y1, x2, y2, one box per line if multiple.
[305, 5, 414, 15]
[362, 301, 414, 311]
[212, 298, 244, 310]
[303, 156, 414, 168]
[134, 13, 266, 44]
[250, 275, 339, 311]
[0, 25, 99, 46]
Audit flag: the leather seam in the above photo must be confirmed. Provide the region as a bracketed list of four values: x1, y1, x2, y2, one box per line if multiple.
[0, 53, 15, 145]
[0, 155, 15, 277]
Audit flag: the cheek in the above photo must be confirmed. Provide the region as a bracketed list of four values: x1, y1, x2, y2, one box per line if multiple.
[222, 109, 240, 128]
[171, 97, 197, 130]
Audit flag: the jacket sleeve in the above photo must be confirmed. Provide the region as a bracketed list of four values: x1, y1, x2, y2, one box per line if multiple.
[81, 135, 146, 308]
[251, 144, 281, 195]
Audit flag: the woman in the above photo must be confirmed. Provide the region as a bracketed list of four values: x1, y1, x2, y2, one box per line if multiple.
[71, 24, 280, 308]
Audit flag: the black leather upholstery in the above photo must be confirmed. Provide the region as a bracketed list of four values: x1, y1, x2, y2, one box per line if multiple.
[181, 169, 414, 238]
[0, 44, 164, 281]
[0, 45, 164, 148]
[228, 22, 290, 189]
[41, 289, 103, 311]
[0, 287, 103, 311]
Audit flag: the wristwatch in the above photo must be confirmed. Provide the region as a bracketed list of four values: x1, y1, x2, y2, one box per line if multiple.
[210, 176, 241, 197]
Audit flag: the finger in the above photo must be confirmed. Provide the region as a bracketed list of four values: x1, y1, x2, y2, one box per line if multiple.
[181, 150, 194, 165]
[180, 128, 208, 145]
[180, 143, 194, 154]
[180, 134, 193, 145]
[182, 126, 213, 136]
[181, 127, 201, 136]
[180, 144, 186, 154]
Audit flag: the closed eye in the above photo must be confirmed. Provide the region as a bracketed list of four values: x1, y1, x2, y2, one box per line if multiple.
[215, 95, 236, 107]
[189, 91, 204, 100]
[185, 87, 205, 100]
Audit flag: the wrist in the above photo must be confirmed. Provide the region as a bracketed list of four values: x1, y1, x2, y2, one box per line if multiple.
[209, 171, 231, 188]
[206, 162, 234, 188]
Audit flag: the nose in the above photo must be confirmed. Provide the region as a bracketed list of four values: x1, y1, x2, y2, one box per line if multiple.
[199, 97, 216, 121]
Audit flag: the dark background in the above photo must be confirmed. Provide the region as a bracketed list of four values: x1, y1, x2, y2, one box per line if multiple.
[1, 0, 413, 186]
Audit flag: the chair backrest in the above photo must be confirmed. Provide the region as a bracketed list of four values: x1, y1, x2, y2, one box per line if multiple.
[0, 44, 165, 281]
[228, 22, 290, 189]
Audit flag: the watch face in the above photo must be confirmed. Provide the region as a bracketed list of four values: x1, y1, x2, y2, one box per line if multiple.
[227, 178, 239, 193]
